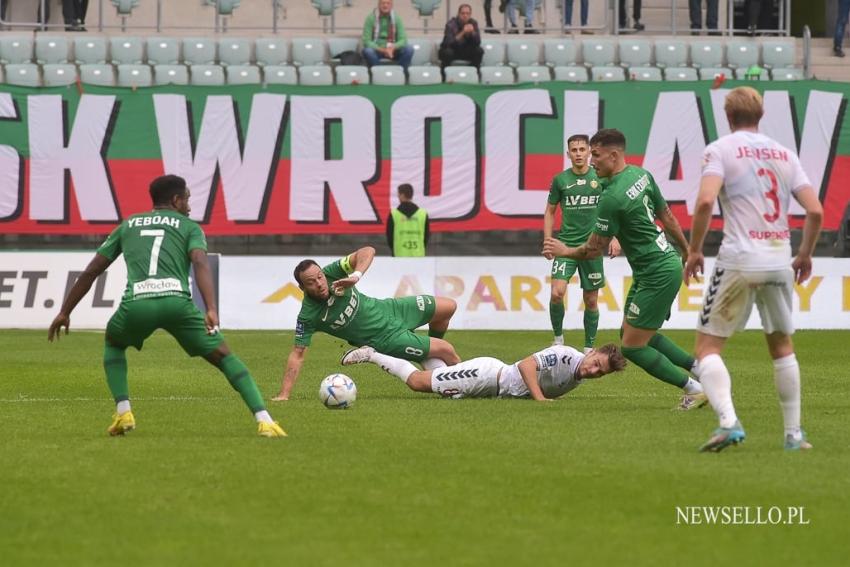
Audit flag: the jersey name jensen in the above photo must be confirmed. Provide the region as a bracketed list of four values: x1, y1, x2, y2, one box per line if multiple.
[563, 195, 600, 207]
[734, 146, 789, 161]
[625, 174, 650, 200]
[128, 215, 181, 229]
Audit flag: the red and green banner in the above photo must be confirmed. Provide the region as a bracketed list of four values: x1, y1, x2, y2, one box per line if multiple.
[0, 80, 847, 235]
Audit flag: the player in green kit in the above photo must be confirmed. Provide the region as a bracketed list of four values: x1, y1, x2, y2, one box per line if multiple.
[273, 247, 460, 401]
[544, 134, 619, 351]
[48, 175, 286, 438]
[543, 129, 706, 410]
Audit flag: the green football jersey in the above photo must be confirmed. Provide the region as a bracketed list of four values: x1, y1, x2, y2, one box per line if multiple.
[547, 167, 602, 246]
[592, 165, 680, 278]
[295, 260, 390, 348]
[97, 209, 207, 302]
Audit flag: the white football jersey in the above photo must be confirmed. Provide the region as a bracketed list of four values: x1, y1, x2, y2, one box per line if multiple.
[701, 130, 811, 271]
[500, 345, 584, 398]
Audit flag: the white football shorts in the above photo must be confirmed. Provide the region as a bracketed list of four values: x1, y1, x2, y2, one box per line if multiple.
[430, 357, 508, 398]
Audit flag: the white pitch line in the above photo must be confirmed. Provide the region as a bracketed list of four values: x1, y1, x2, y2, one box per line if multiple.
[0, 396, 231, 403]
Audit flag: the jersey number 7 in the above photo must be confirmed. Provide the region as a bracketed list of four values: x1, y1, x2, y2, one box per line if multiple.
[141, 229, 165, 276]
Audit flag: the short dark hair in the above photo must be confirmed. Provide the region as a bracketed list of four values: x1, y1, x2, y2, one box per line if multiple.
[294, 259, 320, 287]
[589, 129, 627, 151]
[458, 3, 472, 12]
[149, 175, 187, 206]
[567, 134, 589, 146]
[397, 183, 414, 199]
[596, 343, 628, 372]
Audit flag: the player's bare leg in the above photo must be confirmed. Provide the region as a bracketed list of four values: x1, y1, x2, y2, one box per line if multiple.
[582, 289, 600, 352]
[549, 279, 567, 345]
[765, 332, 810, 450]
[428, 337, 461, 366]
[423, 298, 458, 369]
[342, 346, 429, 391]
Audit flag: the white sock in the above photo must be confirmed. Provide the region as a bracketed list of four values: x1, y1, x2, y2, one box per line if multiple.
[773, 353, 801, 439]
[116, 400, 131, 414]
[690, 358, 702, 380]
[254, 410, 273, 424]
[682, 377, 703, 394]
[369, 351, 418, 383]
[552, 335, 564, 345]
[699, 354, 738, 428]
[422, 358, 448, 371]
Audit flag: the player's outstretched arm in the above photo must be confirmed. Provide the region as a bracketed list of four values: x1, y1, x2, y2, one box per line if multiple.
[332, 246, 377, 294]
[48, 253, 113, 342]
[189, 249, 220, 334]
[273, 346, 308, 401]
[542, 203, 558, 259]
[518, 356, 552, 402]
[543, 233, 609, 261]
[791, 186, 824, 284]
[685, 175, 723, 283]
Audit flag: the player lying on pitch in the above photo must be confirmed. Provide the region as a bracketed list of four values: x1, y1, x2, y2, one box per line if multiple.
[340, 343, 626, 400]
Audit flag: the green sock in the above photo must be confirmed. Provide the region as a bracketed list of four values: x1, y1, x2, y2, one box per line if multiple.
[583, 309, 599, 348]
[549, 302, 565, 337]
[428, 329, 446, 340]
[103, 344, 129, 403]
[219, 354, 266, 413]
[620, 345, 689, 388]
[649, 333, 695, 372]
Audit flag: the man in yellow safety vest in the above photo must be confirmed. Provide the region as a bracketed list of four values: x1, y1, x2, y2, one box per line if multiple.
[386, 183, 429, 257]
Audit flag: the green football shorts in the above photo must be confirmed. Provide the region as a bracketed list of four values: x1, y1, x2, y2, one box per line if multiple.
[367, 295, 437, 362]
[623, 262, 682, 330]
[551, 257, 605, 290]
[105, 296, 223, 357]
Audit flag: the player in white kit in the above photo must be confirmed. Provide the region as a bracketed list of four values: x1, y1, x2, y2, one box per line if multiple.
[685, 87, 824, 452]
[341, 343, 626, 400]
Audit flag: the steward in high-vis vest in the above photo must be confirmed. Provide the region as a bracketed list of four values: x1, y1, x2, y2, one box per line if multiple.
[386, 183, 430, 257]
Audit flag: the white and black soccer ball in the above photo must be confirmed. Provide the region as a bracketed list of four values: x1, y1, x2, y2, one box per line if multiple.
[319, 373, 357, 409]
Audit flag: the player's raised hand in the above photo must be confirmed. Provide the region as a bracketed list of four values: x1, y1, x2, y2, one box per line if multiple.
[331, 271, 362, 295]
[684, 252, 704, 285]
[205, 309, 221, 335]
[48, 313, 70, 342]
[792, 255, 813, 284]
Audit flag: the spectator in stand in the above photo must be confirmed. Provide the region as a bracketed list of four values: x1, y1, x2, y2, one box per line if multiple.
[505, 0, 538, 34]
[63, 0, 88, 31]
[689, 0, 718, 35]
[482, 0, 499, 33]
[564, 0, 589, 31]
[439, 4, 484, 68]
[834, 0, 850, 57]
[361, 0, 414, 70]
[619, 0, 644, 32]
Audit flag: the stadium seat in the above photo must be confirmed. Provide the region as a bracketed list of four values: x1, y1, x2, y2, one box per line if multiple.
[507, 39, 540, 67]
[80, 64, 116, 86]
[630, 66, 662, 81]
[480, 66, 515, 85]
[292, 38, 327, 66]
[327, 37, 359, 64]
[111, 0, 140, 14]
[311, 0, 342, 33]
[771, 67, 803, 80]
[226, 65, 261, 84]
[191, 65, 225, 85]
[408, 65, 441, 85]
[0, 36, 34, 65]
[762, 40, 795, 69]
[219, 38, 251, 66]
[664, 67, 698, 81]
[4, 64, 39, 86]
[516, 65, 551, 83]
[690, 41, 724, 68]
[256, 38, 289, 67]
[298, 65, 333, 85]
[117, 64, 153, 87]
[371, 65, 406, 85]
[553, 66, 588, 82]
[591, 66, 626, 82]
[203, 0, 241, 15]
[146, 38, 180, 65]
[409, 38, 436, 66]
[411, 0, 442, 33]
[74, 37, 108, 65]
[654, 40, 687, 68]
[698, 66, 732, 80]
[42, 64, 77, 86]
[481, 38, 506, 66]
[618, 38, 651, 68]
[726, 40, 759, 69]
[733, 67, 768, 80]
[444, 66, 478, 84]
[582, 38, 616, 67]
[35, 36, 70, 65]
[263, 65, 298, 84]
[543, 38, 577, 68]
[183, 38, 217, 66]
[109, 37, 144, 65]
[335, 65, 370, 85]
[154, 64, 189, 85]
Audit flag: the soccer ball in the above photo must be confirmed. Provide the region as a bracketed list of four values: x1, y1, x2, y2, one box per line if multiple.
[319, 373, 357, 409]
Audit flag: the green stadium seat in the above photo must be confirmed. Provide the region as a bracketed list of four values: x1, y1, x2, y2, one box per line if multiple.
[408, 38, 436, 66]
[618, 38, 651, 68]
[109, 37, 144, 65]
[80, 64, 116, 86]
[544, 38, 577, 67]
[327, 37, 359, 64]
[335, 65, 370, 85]
[112, 0, 140, 14]
[771, 67, 803, 80]
[591, 66, 626, 82]
[36, 36, 70, 65]
[664, 67, 698, 81]
[183, 38, 217, 66]
[5, 64, 40, 86]
[697, 66, 732, 80]
[117, 64, 153, 87]
[226, 65, 261, 84]
[146, 38, 180, 65]
[256, 38, 289, 67]
[203, 0, 241, 15]
[407, 65, 441, 85]
[154, 64, 189, 85]
[412, 0, 441, 16]
[191, 65, 225, 85]
[0, 36, 34, 65]
[516, 65, 551, 83]
[371, 65, 405, 85]
[762, 40, 795, 69]
[690, 40, 724, 68]
[292, 38, 327, 66]
[444, 66, 478, 84]
[219, 38, 251, 67]
[480, 66, 515, 85]
[263, 65, 298, 84]
[654, 40, 687, 68]
[298, 65, 333, 85]
[481, 38, 506, 66]
[733, 67, 768, 80]
[726, 40, 759, 69]
[507, 39, 540, 67]
[43, 64, 78, 86]
[553, 66, 588, 82]
[74, 37, 108, 65]
[582, 38, 616, 67]
[630, 66, 662, 81]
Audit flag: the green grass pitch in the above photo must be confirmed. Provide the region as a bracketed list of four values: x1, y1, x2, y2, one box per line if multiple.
[1, 329, 848, 566]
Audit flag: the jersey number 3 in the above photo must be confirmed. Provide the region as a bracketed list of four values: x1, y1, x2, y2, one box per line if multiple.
[141, 229, 165, 276]
[758, 168, 780, 223]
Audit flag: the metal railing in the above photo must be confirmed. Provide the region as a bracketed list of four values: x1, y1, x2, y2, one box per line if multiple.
[802, 24, 812, 79]
[613, 0, 790, 37]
